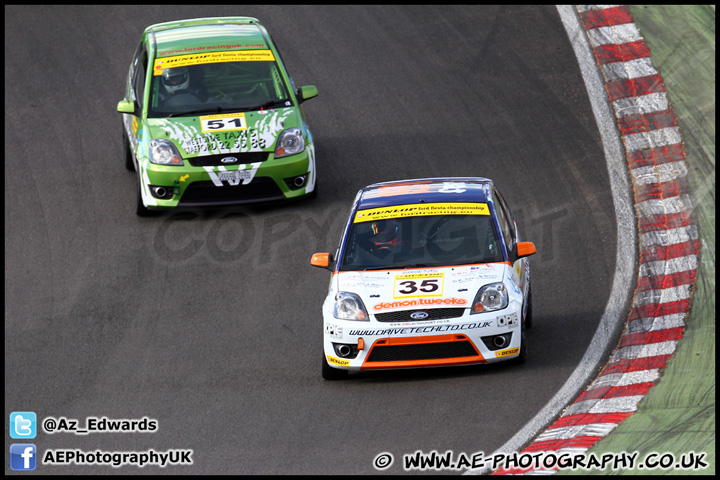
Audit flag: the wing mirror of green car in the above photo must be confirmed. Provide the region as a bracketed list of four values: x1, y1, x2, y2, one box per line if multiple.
[117, 100, 135, 114]
[296, 85, 318, 104]
[310, 252, 333, 271]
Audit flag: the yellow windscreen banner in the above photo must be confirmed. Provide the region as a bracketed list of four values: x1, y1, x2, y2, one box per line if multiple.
[353, 202, 489, 223]
[153, 50, 276, 75]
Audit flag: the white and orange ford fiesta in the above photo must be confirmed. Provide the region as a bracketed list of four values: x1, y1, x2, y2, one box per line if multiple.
[311, 177, 536, 380]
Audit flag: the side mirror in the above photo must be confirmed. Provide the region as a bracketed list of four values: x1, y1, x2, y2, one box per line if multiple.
[296, 85, 318, 104]
[117, 100, 135, 114]
[310, 252, 333, 271]
[516, 242, 537, 259]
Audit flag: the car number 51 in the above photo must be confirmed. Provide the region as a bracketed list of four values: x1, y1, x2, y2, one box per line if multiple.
[200, 113, 248, 133]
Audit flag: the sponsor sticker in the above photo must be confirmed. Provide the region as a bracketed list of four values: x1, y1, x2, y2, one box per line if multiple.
[326, 355, 350, 367]
[354, 202, 489, 223]
[365, 181, 468, 198]
[496, 347, 520, 358]
[373, 297, 467, 311]
[393, 273, 444, 299]
[496, 314, 518, 328]
[325, 323, 343, 339]
[218, 170, 252, 185]
[153, 50, 276, 75]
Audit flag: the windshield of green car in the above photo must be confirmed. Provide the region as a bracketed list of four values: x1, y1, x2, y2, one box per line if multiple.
[339, 212, 504, 271]
[147, 59, 291, 118]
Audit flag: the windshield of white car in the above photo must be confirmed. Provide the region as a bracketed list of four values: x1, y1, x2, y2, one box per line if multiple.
[338, 214, 504, 272]
[147, 61, 291, 118]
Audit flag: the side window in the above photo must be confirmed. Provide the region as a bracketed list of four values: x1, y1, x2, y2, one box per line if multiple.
[493, 191, 515, 254]
[267, 34, 297, 95]
[130, 41, 143, 75]
[497, 190, 517, 241]
[132, 44, 148, 110]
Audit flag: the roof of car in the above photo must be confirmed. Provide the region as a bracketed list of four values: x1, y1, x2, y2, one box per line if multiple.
[145, 17, 269, 57]
[356, 177, 495, 210]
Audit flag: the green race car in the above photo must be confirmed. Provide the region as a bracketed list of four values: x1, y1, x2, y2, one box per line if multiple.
[117, 17, 318, 215]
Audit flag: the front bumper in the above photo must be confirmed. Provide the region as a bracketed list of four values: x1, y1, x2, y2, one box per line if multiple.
[139, 148, 315, 210]
[323, 305, 522, 372]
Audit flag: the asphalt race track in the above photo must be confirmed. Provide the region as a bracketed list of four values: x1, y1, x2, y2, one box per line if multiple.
[6, 5, 619, 474]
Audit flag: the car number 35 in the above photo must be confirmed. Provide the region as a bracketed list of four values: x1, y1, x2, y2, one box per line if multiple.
[393, 277, 444, 298]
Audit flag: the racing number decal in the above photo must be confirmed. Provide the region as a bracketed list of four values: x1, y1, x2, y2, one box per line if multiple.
[393, 273, 444, 299]
[397, 279, 440, 295]
[200, 113, 248, 133]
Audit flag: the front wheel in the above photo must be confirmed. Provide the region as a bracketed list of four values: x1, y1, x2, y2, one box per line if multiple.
[524, 285, 533, 330]
[306, 179, 318, 200]
[511, 319, 527, 365]
[136, 179, 156, 217]
[123, 127, 135, 172]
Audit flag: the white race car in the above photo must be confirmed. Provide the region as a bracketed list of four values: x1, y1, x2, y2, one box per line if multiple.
[311, 178, 536, 380]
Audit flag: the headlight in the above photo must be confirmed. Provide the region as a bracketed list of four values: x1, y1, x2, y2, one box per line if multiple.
[333, 292, 369, 321]
[275, 127, 305, 158]
[470, 282, 508, 314]
[149, 139, 184, 165]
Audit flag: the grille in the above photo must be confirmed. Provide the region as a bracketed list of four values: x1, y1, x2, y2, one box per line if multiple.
[366, 341, 478, 362]
[374, 308, 465, 323]
[187, 152, 269, 167]
[178, 177, 284, 205]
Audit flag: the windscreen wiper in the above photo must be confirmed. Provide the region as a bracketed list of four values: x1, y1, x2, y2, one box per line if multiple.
[249, 99, 289, 111]
[168, 107, 225, 117]
[361, 263, 428, 271]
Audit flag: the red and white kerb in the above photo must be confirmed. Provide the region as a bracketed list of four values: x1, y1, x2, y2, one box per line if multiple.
[493, 5, 700, 475]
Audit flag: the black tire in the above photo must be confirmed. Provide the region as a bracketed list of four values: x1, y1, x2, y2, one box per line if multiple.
[322, 355, 348, 380]
[123, 127, 135, 172]
[512, 323, 527, 365]
[307, 179, 318, 199]
[524, 285, 533, 330]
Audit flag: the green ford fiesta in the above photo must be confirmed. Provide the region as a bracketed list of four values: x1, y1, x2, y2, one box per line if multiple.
[117, 17, 318, 216]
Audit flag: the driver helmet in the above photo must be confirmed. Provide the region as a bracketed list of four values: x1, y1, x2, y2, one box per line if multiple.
[370, 220, 401, 251]
[161, 66, 190, 95]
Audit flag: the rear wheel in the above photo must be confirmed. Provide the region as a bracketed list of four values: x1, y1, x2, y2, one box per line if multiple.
[322, 355, 348, 380]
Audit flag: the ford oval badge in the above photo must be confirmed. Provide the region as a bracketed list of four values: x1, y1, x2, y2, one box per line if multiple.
[221, 156, 238, 164]
[410, 311, 429, 320]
